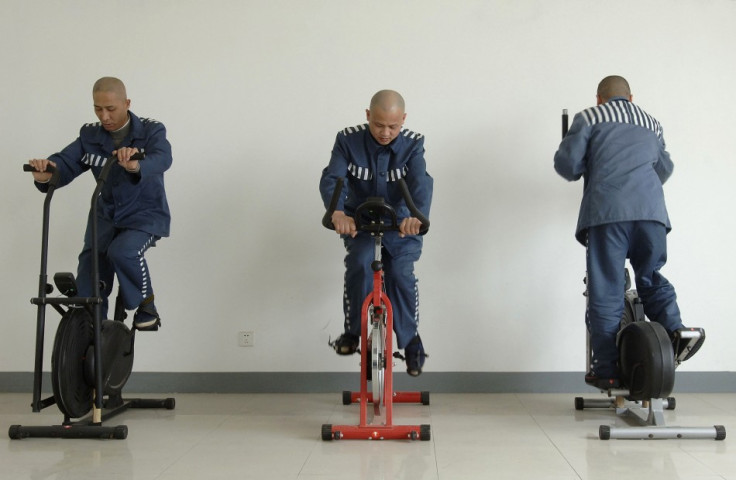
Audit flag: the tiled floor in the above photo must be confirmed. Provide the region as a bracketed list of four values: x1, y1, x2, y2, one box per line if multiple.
[1, 391, 733, 479]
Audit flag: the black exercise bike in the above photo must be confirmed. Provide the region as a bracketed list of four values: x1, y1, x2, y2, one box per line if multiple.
[9, 154, 174, 440]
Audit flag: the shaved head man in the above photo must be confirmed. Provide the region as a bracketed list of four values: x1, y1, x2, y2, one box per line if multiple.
[554, 76, 704, 389]
[27, 77, 172, 331]
[596, 75, 632, 104]
[93, 77, 131, 132]
[320, 90, 434, 376]
[366, 90, 407, 146]
[93, 76, 127, 97]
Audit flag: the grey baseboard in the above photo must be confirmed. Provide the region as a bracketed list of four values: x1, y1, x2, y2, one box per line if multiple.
[1, 371, 734, 394]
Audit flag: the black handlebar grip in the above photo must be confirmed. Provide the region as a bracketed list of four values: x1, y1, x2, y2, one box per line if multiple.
[562, 109, 569, 138]
[396, 178, 430, 234]
[23, 152, 143, 174]
[23, 164, 56, 173]
[322, 177, 344, 230]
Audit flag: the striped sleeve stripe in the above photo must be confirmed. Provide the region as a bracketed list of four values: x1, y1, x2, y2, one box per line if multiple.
[82, 153, 108, 167]
[388, 166, 409, 182]
[348, 162, 372, 180]
[347, 164, 409, 182]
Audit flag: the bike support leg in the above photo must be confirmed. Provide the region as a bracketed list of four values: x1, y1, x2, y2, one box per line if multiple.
[577, 394, 725, 440]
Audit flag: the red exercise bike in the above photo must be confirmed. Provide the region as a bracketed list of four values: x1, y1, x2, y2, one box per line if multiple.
[321, 177, 431, 441]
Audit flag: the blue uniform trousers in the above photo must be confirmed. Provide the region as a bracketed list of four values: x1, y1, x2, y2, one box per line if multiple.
[586, 221, 683, 378]
[343, 233, 421, 349]
[77, 214, 158, 318]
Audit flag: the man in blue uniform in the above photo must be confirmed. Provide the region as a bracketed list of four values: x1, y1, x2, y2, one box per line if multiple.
[28, 77, 172, 331]
[554, 75, 703, 389]
[320, 90, 433, 376]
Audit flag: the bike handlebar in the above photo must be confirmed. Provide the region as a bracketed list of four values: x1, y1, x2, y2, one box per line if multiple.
[23, 164, 56, 173]
[322, 177, 345, 229]
[22, 152, 145, 174]
[322, 177, 430, 235]
[396, 176, 430, 232]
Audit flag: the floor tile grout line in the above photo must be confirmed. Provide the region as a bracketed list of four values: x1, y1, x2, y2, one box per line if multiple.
[152, 412, 240, 480]
[516, 393, 584, 480]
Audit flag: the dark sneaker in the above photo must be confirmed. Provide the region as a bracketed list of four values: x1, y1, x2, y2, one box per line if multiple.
[331, 333, 359, 355]
[672, 327, 705, 363]
[134, 298, 161, 331]
[584, 372, 620, 390]
[404, 335, 426, 377]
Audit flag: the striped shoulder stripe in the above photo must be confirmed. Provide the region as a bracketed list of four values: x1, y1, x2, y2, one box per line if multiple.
[401, 128, 423, 140]
[581, 102, 662, 137]
[140, 117, 161, 125]
[83, 121, 102, 128]
[341, 124, 368, 136]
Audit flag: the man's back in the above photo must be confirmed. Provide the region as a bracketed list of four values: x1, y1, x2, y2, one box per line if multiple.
[554, 97, 673, 244]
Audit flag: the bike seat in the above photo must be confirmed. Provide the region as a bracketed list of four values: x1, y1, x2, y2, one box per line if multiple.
[53, 272, 78, 297]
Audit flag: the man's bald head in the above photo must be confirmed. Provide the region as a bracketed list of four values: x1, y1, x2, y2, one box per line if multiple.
[92, 77, 131, 131]
[365, 90, 407, 146]
[93, 77, 127, 101]
[597, 75, 631, 103]
[369, 90, 405, 114]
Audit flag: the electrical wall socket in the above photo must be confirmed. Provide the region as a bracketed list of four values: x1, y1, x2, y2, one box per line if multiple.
[238, 331, 254, 347]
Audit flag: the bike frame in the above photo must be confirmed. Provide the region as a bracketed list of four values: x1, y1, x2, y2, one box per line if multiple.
[321, 178, 430, 441]
[11, 157, 174, 440]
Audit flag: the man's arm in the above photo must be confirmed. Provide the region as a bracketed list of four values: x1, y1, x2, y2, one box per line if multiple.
[132, 121, 172, 177]
[319, 133, 357, 236]
[401, 136, 433, 236]
[319, 133, 351, 211]
[404, 136, 433, 217]
[554, 113, 589, 182]
[31, 137, 89, 192]
[652, 135, 674, 184]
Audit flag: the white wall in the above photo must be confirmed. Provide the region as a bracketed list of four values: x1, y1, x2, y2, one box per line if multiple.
[1, 0, 734, 374]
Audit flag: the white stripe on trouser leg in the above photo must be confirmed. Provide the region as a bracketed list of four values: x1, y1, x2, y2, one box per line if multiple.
[414, 278, 419, 325]
[344, 289, 351, 332]
[137, 235, 155, 303]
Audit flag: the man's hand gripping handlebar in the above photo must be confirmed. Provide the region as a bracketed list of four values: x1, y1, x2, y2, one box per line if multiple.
[321, 177, 430, 237]
[25, 152, 145, 184]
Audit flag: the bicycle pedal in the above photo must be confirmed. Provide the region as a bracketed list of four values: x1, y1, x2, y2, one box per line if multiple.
[327, 336, 360, 355]
[673, 328, 705, 363]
